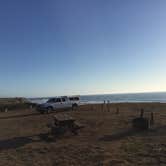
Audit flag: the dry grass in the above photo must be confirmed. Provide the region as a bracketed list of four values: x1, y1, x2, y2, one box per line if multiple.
[0, 103, 166, 166]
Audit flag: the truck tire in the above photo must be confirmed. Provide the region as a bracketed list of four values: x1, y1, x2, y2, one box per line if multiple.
[39, 110, 44, 114]
[47, 107, 53, 114]
[72, 104, 78, 110]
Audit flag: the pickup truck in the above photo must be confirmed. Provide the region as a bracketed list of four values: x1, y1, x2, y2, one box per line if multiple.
[37, 96, 80, 114]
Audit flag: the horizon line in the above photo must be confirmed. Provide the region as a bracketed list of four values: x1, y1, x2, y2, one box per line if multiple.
[2, 90, 165, 99]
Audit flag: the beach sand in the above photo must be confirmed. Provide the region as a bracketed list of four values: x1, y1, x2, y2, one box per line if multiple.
[0, 103, 166, 166]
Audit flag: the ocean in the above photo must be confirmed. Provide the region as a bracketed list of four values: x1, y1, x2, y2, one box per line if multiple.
[28, 92, 166, 104]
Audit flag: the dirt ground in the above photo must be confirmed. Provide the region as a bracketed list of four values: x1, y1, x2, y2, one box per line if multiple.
[0, 103, 166, 166]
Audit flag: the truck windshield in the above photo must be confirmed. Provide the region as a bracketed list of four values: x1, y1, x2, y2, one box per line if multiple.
[69, 97, 79, 101]
[47, 99, 55, 103]
[56, 98, 61, 102]
[62, 98, 66, 102]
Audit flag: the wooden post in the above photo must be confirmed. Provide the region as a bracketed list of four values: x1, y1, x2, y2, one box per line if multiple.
[116, 107, 119, 114]
[103, 100, 105, 112]
[140, 109, 144, 118]
[93, 105, 95, 111]
[107, 100, 109, 112]
[91, 105, 93, 111]
[5, 108, 8, 112]
[150, 112, 154, 126]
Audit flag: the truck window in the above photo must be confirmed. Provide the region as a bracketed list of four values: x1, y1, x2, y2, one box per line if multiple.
[69, 97, 74, 101]
[62, 98, 66, 102]
[74, 97, 79, 101]
[69, 97, 79, 101]
[56, 98, 61, 103]
[47, 98, 56, 103]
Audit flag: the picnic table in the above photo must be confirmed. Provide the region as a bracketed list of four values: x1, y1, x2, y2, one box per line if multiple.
[48, 114, 84, 137]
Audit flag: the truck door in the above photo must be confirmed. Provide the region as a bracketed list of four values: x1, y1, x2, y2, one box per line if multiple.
[53, 98, 62, 109]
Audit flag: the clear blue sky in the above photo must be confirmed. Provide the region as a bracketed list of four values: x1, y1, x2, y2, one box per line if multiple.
[0, 0, 166, 97]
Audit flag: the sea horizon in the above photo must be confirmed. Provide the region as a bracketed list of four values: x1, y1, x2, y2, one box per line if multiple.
[28, 91, 166, 104]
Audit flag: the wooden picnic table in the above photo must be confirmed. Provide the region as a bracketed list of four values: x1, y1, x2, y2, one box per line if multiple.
[48, 114, 84, 137]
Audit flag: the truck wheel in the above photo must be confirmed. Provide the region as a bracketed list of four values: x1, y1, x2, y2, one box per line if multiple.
[72, 104, 78, 110]
[47, 107, 53, 114]
[40, 110, 44, 114]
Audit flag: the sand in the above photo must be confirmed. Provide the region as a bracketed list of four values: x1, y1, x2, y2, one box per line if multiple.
[0, 103, 166, 166]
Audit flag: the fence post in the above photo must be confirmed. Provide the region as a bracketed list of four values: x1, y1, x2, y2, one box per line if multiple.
[116, 107, 119, 114]
[150, 112, 154, 126]
[30, 105, 33, 109]
[5, 108, 8, 112]
[140, 109, 144, 118]
[91, 105, 94, 111]
[107, 100, 109, 112]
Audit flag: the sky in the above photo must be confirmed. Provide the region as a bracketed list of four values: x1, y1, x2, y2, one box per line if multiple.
[0, 0, 166, 97]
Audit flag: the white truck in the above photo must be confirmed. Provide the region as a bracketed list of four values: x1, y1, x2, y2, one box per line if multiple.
[37, 96, 80, 114]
